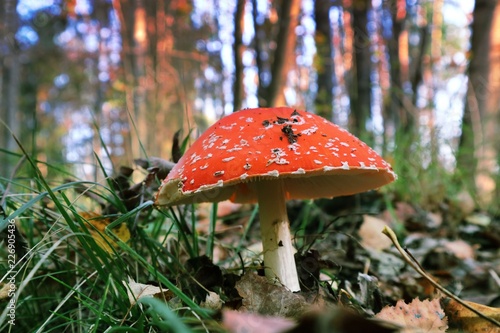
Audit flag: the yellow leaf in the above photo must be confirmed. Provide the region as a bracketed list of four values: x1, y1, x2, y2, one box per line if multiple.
[80, 212, 130, 253]
[0, 283, 11, 300]
[441, 298, 500, 333]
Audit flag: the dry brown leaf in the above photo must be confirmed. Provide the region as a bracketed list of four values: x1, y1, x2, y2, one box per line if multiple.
[235, 272, 310, 317]
[201, 291, 223, 311]
[359, 215, 393, 251]
[123, 277, 172, 305]
[441, 298, 500, 333]
[454, 190, 475, 216]
[0, 283, 11, 300]
[443, 239, 475, 260]
[223, 309, 295, 333]
[375, 298, 448, 333]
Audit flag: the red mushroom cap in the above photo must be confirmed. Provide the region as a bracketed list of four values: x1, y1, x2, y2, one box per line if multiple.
[155, 107, 396, 206]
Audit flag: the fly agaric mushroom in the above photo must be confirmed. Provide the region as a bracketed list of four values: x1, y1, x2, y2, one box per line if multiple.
[155, 107, 396, 292]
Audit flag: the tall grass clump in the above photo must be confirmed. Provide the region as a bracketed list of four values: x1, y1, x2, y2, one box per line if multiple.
[0, 143, 235, 332]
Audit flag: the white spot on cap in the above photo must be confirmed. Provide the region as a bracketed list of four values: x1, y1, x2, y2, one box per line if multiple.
[288, 143, 300, 154]
[240, 173, 248, 180]
[292, 168, 306, 174]
[268, 147, 290, 166]
[301, 125, 318, 135]
[314, 160, 322, 165]
[244, 163, 252, 170]
[341, 161, 350, 170]
[340, 142, 349, 147]
[266, 170, 280, 177]
[359, 161, 367, 168]
[253, 135, 265, 141]
[246, 117, 254, 122]
[323, 166, 334, 171]
[205, 153, 213, 159]
[190, 179, 195, 185]
[222, 156, 235, 162]
[214, 171, 225, 177]
[189, 154, 202, 165]
[200, 164, 209, 170]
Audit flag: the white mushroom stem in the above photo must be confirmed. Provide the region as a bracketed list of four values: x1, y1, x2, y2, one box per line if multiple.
[256, 179, 301, 292]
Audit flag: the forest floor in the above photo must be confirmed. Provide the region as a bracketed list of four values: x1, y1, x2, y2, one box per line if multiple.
[1, 159, 500, 333]
[194, 189, 500, 333]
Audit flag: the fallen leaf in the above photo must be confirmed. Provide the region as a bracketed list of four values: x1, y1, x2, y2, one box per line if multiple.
[441, 297, 500, 333]
[0, 283, 11, 300]
[359, 215, 393, 251]
[235, 272, 310, 318]
[375, 298, 448, 333]
[454, 190, 475, 216]
[443, 239, 475, 260]
[466, 213, 491, 227]
[223, 309, 295, 333]
[80, 212, 130, 253]
[201, 291, 223, 311]
[123, 277, 172, 305]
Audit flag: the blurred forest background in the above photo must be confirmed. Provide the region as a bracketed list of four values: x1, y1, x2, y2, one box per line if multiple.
[1, 0, 500, 211]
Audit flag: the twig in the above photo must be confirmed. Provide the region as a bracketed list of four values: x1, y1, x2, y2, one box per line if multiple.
[382, 226, 500, 328]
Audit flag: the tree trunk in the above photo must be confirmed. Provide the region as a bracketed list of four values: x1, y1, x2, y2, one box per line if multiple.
[314, 0, 334, 120]
[252, 0, 266, 106]
[384, 0, 406, 150]
[113, 0, 202, 160]
[0, 0, 20, 176]
[264, 0, 300, 107]
[233, 0, 245, 111]
[458, 0, 497, 204]
[349, 0, 372, 143]
[489, 2, 500, 207]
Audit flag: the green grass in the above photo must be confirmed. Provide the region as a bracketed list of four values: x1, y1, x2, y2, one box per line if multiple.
[0, 122, 475, 332]
[390, 130, 467, 210]
[0, 150, 237, 333]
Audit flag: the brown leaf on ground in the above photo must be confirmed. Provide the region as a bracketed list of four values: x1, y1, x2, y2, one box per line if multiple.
[375, 298, 448, 333]
[223, 309, 295, 333]
[441, 297, 500, 333]
[201, 291, 224, 311]
[235, 272, 311, 318]
[359, 215, 393, 251]
[123, 277, 173, 305]
[443, 239, 476, 260]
